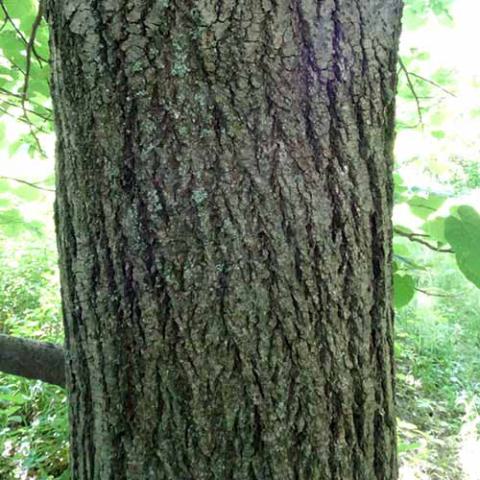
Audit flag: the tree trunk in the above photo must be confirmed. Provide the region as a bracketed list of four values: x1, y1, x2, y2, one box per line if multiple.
[46, 0, 403, 478]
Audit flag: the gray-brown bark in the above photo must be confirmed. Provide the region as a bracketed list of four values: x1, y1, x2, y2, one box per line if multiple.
[46, 0, 403, 478]
[0, 334, 65, 387]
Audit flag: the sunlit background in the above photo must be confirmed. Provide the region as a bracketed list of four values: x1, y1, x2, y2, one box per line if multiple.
[396, 1, 480, 478]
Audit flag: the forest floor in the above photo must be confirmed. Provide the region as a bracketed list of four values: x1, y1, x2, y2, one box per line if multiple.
[396, 287, 480, 480]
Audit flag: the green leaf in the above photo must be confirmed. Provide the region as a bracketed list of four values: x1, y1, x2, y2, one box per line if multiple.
[408, 193, 447, 220]
[444, 206, 480, 288]
[0, 122, 6, 145]
[402, 5, 428, 30]
[431, 130, 445, 139]
[394, 274, 416, 308]
[0, 30, 26, 66]
[393, 241, 412, 257]
[0, 208, 25, 236]
[0, 179, 10, 192]
[432, 68, 455, 87]
[43, 174, 55, 187]
[394, 173, 409, 203]
[2, 0, 37, 29]
[422, 217, 447, 243]
[398, 440, 422, 453]
[8, 138, 25, 156]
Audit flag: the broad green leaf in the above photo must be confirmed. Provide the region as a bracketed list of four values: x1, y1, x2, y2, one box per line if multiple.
[394, 273, 416, 308]
[0, 208, 26, 236]
[44, 174, 55, 187]
[402, 7, 428, 30]
[394, 225, 414, 235]
[432, 68, 455, 87]
[393, 242, 412, 257]
[0, 30, 26, 67]
[8, 137, 28, 156]
[2, 0, 37, 29]
[444, 206, 480, 288]
[431, 130, 446, 139]
[26, 219, 44, 235]
[0, 179, 10, 191]
[394, 173, 409, 203]
[422, 217, 447, 243]
[408, 193, 447, 220]
[402, 0, 453, 30]
[415, 51, 430, 62]
[29, 65, 51, 101]
[0, 121, 6, 144]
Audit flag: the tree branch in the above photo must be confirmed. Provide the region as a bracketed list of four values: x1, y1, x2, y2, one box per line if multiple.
[21, 0, 47, 158]
[398, 57, 423, 128]
[0, 334, 65, 388]
[414, 287, 463, 299]
[407, 71, 456, 98]
[393, 228, 454, 253]
[22, 1, 45, 106]
[0, 1, 29, 45]
[0, 175, 55, 192]
[0, 0, 47, 64]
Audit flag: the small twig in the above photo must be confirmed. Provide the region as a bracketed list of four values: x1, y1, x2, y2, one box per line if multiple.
[393, 254, 423, 269]
[0, 175, 55, 192]
[0, 86, 54, 118]
[0, 87, 23, 99]
[1, 98, 53, 121]
[0, 0, 47, 64]
[405, 231, 430, 238]
[22, 1, 44, 107]
[0, 2, 50, 157]
[0, 105, 50, 133]
[415, 287, 462, 299]
[394, 228, 454, 253]
[399, 57, 423, 128]
[0, 0, 29, 45]
[5, 58, 26, 76]
[20, 1, 47, 158]
[407, 71, 457, 98]
[0, 13, 7, 32]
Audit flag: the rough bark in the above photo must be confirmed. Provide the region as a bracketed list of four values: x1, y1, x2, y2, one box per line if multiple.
[46, 0, 403, 478]
[0, 334, 65, 387]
